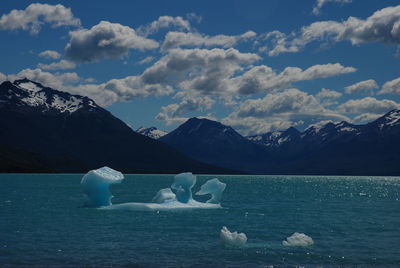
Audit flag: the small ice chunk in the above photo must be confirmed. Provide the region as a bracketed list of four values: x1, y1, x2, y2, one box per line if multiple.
[151, 188, 176, 203]
[81, 166, 124, 207]
[171, 172, 196, 203]
[196, 178, 226, 204]
[220, 226, 247, 248]
[282, 232, 314, 247]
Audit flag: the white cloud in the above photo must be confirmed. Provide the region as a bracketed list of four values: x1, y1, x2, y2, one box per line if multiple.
[0, 3, 80, 34]
[138, 56, 154, 65]
[0, 72, 7, 83]
[344, 79, 378, 94]
[155, 91, 215, 124]
[38, 50, 61, 59]
[7, 68, 80, 89]
[378, 77, 400, 95]
[161, 31, 256, 50]
[223, 88, 349, 135]
[316, 88, 342, 99]
[352, 113, 382, 124]
[236, 88, 325, 118]
[312, 0, 352, 15]
[37, 60, 76, 70]
[5, 68, 173, 107]
[65, 21, 159, 63]
[141, 48, 260, 94]
[103, 75, 173, 101]
[338, 97, 400, 114]
[137, 15, 192, 37]
[264, 5, 400, 56]
[233, 63, 356, 95]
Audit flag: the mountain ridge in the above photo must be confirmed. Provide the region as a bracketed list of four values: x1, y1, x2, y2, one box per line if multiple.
[0, 79, 235, 174]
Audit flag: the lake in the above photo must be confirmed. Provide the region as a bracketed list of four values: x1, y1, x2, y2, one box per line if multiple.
[1, 174, 399, 267]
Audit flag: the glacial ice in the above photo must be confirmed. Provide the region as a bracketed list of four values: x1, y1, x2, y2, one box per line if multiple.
[196, 178, 226, 204]
[220, 226, 247, 248]
[171, 172, 196, 203]
[81, 166, 124, 207]
[81, 169, 226, 211]
[282, 232, 314, 247]
[151, 188, 176, 203]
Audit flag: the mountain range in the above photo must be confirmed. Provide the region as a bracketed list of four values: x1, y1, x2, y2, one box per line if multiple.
[1, 78, 400, 175]
[149, 111, 400, 176]
[0, 79, 232, 174]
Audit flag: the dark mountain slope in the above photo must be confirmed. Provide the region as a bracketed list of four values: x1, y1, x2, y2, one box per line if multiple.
[160, 117, 272, 173]
[0, 79, 234, 174]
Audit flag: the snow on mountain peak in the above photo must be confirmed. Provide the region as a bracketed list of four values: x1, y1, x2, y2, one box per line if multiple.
[0, 78, 98, 114]
[382, 109, 400, 127]
[137, 127, 167, 139]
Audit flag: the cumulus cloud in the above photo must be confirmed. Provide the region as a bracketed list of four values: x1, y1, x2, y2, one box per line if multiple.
[0, 72, 7, 83]
[344, 79, 378, 94]
[263, 5, 400, 56]
[223, 88, 349, 135]
[233, 63, 356, 95]
[137, 15, 192, 36]
[0, 3, 80, 34]
[236, 88, 326, 118]
[103, 75, 173, 101]
[312, 0, 352, 15]
[8, 68, 80, 89]
[378, 77, 400, 95]
[65, 21, 159, 63]
[141, 48, 260, 94]
[316, 88, 342, 99]
[155, 91, 215, 124]
[161, 31, 256, 50]
[352, 113, 382, 124]
[37, 60, 76, 70]
[38, 50, 61, 59]
[5, 68, 173, 106]
[338, 97, 400, 114]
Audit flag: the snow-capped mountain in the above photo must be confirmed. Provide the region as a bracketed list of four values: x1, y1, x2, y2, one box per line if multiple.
[0, 79, 231, 174]
[158, 111, 400, 175]
[0, 78, 98, 114]
[247, 127, 301, 147]
[136, 127, 167, 139]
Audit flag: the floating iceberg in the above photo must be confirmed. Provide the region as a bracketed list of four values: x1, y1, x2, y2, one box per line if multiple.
[81, 167, 226, 211]
[196, 178, 226, 204]
[80, 166, 124, 207]
[282, 232, 314, 247]
[220, 226, 247, 248]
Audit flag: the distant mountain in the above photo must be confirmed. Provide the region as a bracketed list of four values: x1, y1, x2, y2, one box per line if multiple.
[136, 127, 167, 139]
[247, 127, 301, 148]
[244, 111, 400, 175]
[158, 111, 400, 175]
[159, 117, 271, 173]
[0, 79, 234, 174]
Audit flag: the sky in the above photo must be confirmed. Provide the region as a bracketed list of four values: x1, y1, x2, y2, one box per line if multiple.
[1, 0, 400, 135]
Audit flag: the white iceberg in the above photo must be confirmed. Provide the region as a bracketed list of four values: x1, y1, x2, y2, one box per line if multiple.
[196, 178, 226, 204]
[151, 188, 176, 204]
[220, 226, 247, 248]
[81, 169, 226, 211]
[282, 232, 314, 247]
[81, 166, 124, 207]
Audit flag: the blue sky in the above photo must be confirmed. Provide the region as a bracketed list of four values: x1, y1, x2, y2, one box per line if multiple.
[1, 0, 400, 134]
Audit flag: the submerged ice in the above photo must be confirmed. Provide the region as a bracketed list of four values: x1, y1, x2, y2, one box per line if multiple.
[81, 167, 226, 211]
[282, 232, 314, 247]
[220, 226, 247, 248]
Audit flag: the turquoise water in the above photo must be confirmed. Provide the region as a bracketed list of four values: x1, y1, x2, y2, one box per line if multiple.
[1, 174, 399, 267]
